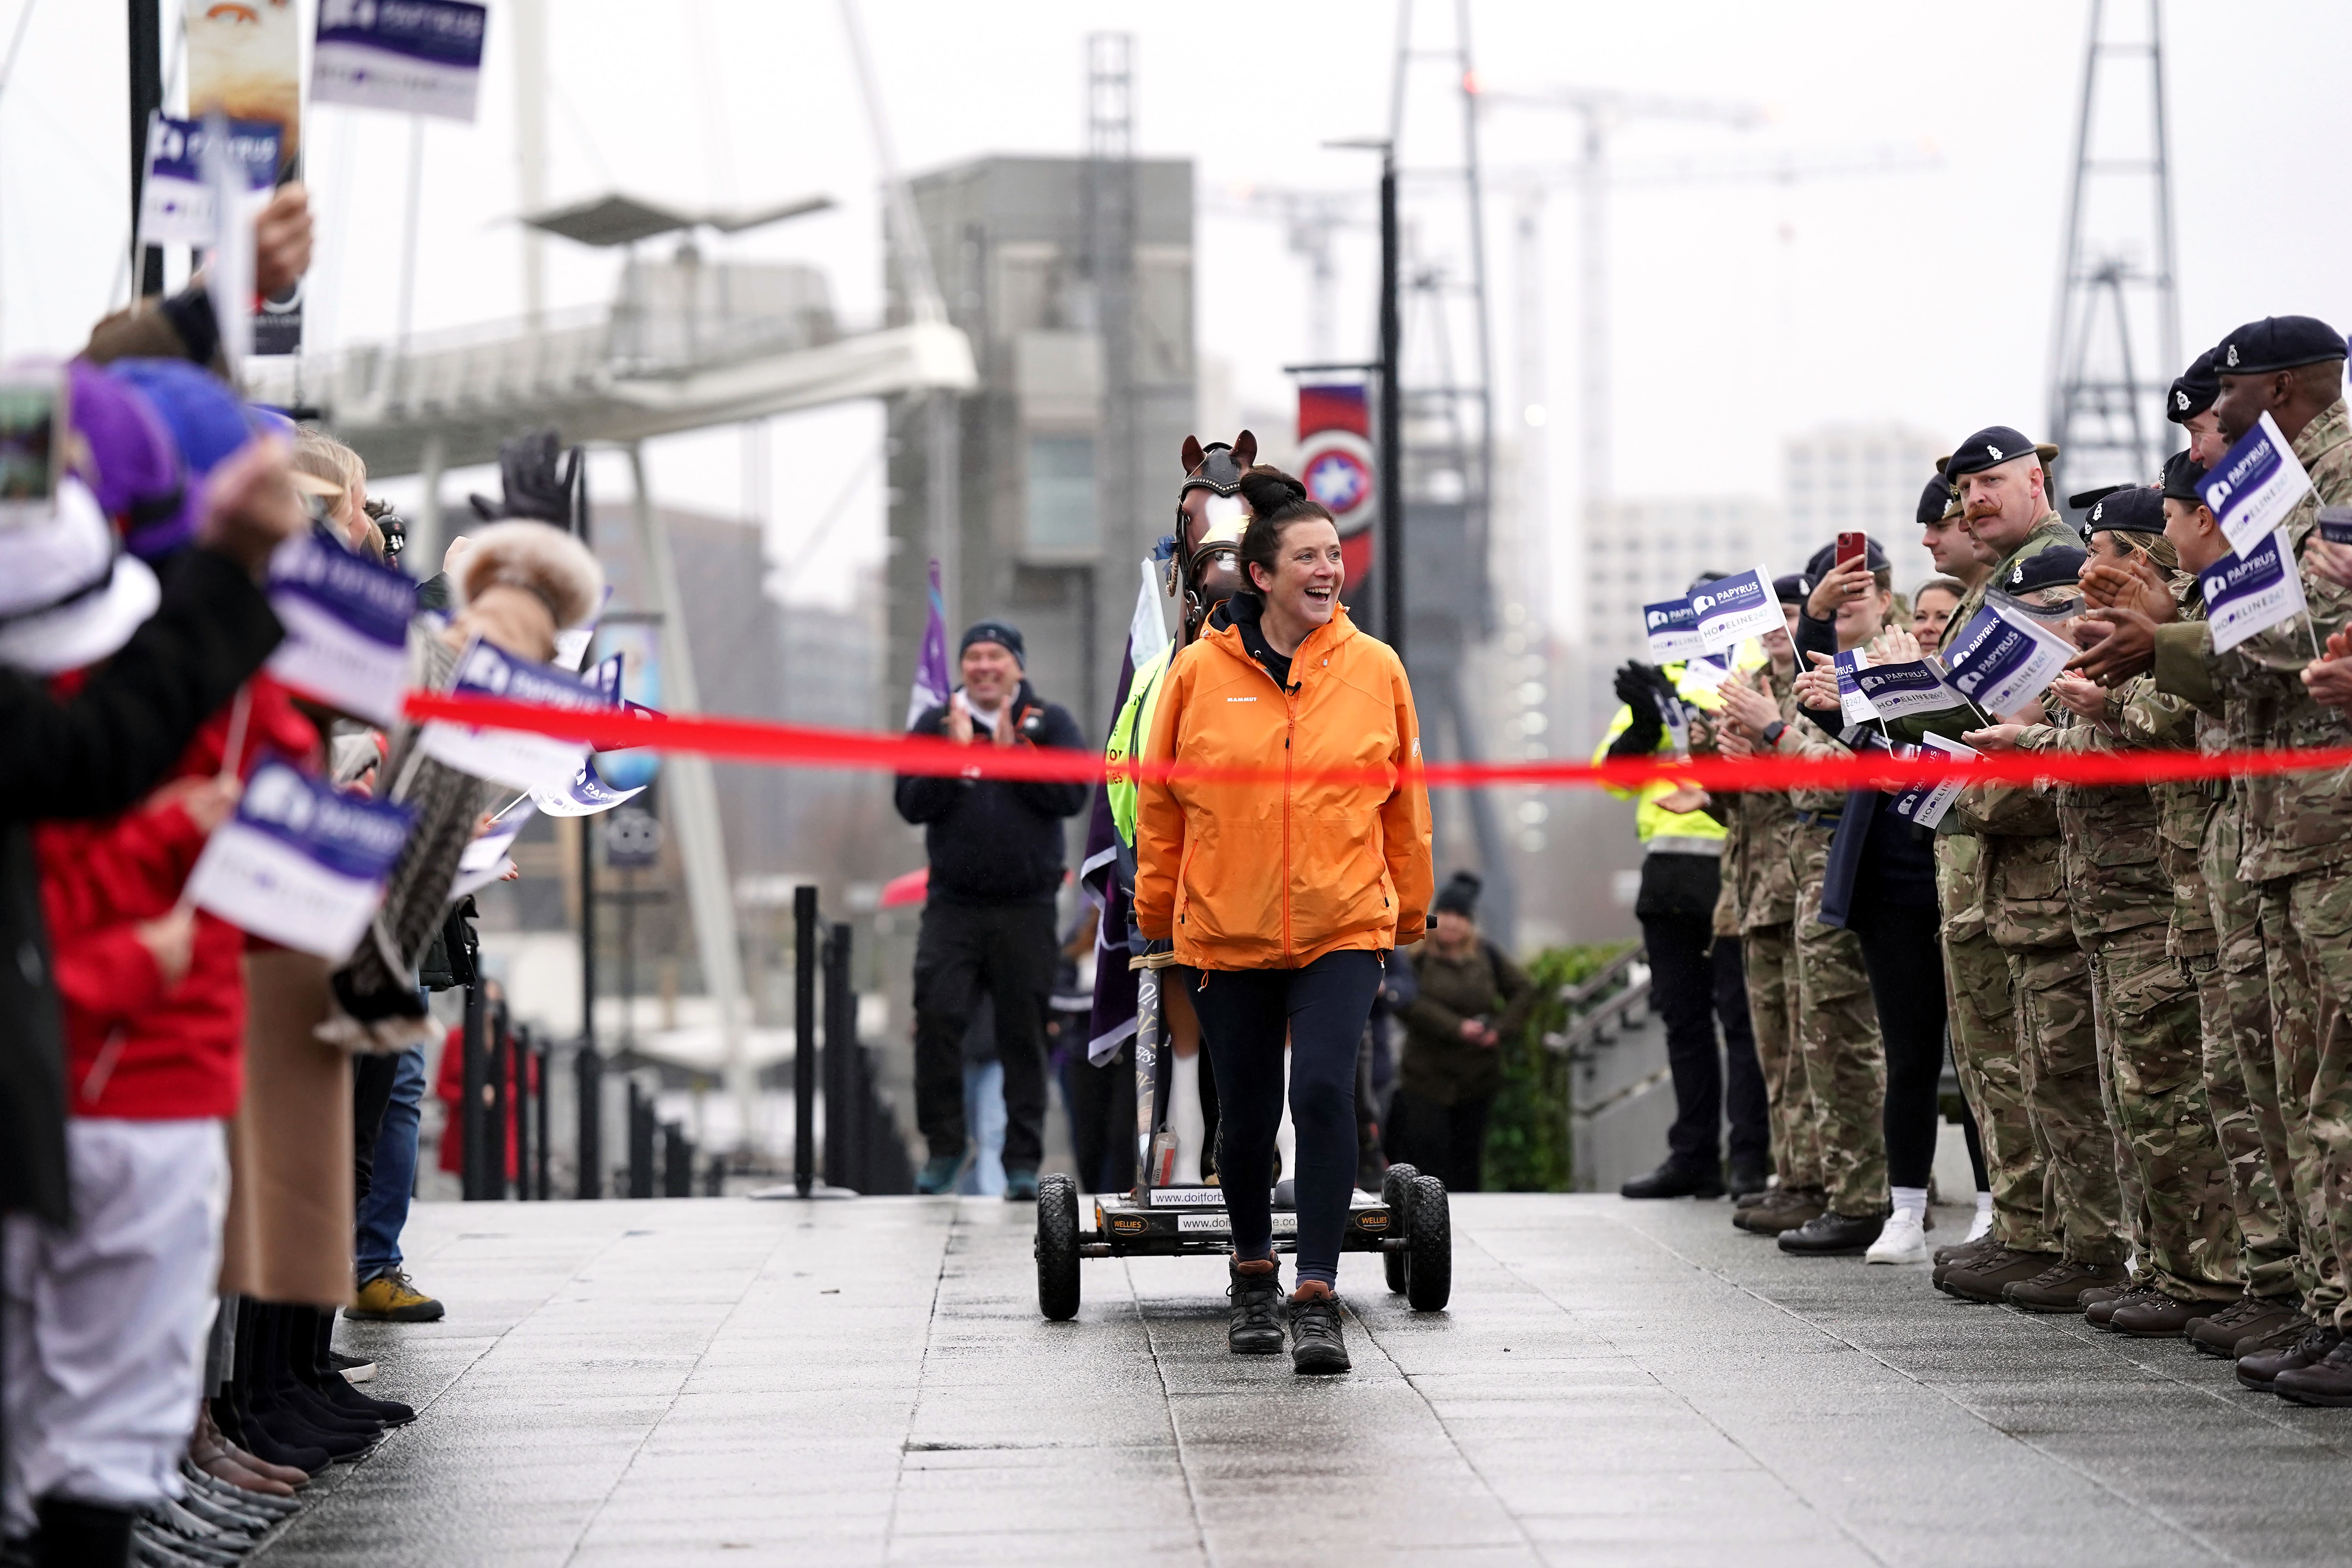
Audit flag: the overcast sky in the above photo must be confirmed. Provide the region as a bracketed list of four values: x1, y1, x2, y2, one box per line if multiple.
[5, 0, 2349, 625]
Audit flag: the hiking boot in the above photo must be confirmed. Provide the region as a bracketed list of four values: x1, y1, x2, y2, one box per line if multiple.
[914, 1153, 965, 1195]
[1733, 1185, 1778, 1211]
[2237, 1321, 2338, 1391]
[2003, 1258, 2127, 1312]
[1938, 1247, 2059, 1303]
[1726, 1158, 1770, 1201]
[345, 1272, 443, 1323]
[1002, 1168, 1040, 1202]
[1227, 1260, 1284, 1356]
[1619, 1160, 1724, 1200]
[1931, 1230, 1998, 1274]
[1287, 1282, 1350, 1374]
[2273, 1335, 2352, 1406]
[2083, 1281, 2157, 1328]
[2187, 1297, 2300, 1359]
[1734, 1188, 1824, 1235]
[2108, 1291, 2224, 1339]
[1778, 1209, 1883, 1255]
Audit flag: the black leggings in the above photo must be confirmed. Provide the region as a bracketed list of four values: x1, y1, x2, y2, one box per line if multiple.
[1850, 902, 1949, 1190]
[1183, 950, 1382, 1287]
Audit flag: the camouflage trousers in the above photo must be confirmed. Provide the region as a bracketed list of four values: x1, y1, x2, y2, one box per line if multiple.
[1794, 873, 1885, 1217]
[2007, 943, 2124, 1266]
[1743, 923, 1820, 1191]
[2092, 928, 2241, 1301]
[2201, 803, 2303, 1300]
[2257, 868, 2352, 1327]
[1944, 926, 2051, 1251]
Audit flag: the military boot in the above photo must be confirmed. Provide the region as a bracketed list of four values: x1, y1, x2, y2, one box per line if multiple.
[1930, 1230, 1998, 1281]
[2084, 1281, 2160, 1329]
[2273, 1336, 2352, 1406]
[2186, 1297, 2301, 1359]
[2236, 1321, 2338, 1392]
[2108, 1290, 2223, 1338]
[1734, 1187, 1824, 1235]
[2003, 1258, 2127, 1313]
[1937, 1247, 2058, 1303]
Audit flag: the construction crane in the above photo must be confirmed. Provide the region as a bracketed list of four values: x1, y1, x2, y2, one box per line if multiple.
[1200, 183, 1373, 363]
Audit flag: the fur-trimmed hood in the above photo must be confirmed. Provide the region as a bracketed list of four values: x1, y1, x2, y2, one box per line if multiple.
[455, 521, 603, 629]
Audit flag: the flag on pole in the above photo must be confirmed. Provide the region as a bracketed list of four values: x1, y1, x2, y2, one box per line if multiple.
[906, 558, 951, 728]
[1083, 562, 1173, 1066]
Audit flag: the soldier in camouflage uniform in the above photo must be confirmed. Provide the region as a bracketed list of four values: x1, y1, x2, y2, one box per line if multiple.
[1713, 583, 1825, 1235]
[1988, 513, 2241, 1325]
[1906, 429, 2123, 1306]
[2090, 318, 2352, 1396]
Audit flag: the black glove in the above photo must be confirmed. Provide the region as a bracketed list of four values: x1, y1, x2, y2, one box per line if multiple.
[467, 430, 581, 525]
[1611, 661, 1657, 709]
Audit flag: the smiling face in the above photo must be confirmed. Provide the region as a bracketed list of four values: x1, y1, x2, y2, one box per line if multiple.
[2164, 495, 2227, 573]
[1833, 581, 1893, 651]
[1247, 516, 1345, 634]
[1912, 584, 1960, 644]
[960, 641, 1020, 708]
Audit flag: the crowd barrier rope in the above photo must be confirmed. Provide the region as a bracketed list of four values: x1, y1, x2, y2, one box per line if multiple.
[402, 690, 2352, 795]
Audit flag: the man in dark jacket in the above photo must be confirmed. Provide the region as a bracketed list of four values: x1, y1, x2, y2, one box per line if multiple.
[894, 620, 1087, 1198]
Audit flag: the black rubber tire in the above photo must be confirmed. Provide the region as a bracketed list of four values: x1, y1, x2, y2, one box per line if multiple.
[1380, 1163, 1419, 1293]
[1404, 1173, 1452, 1312]
[1036, 1173, 1081, 1321]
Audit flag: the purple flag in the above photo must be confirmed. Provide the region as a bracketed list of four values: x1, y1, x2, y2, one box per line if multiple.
[906, 559, 951, 728]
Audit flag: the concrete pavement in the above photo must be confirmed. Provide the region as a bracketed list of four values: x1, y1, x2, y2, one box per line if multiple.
[254, 1193, 2352, 1566]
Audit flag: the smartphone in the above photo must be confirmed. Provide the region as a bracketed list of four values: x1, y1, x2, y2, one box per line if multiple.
[1836, 531, 1868, 569]
[0, 371, 59, 514]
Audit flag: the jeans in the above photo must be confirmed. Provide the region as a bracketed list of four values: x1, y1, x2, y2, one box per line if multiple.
[355, 1046, 425, 1283]
[1640, 911, 1769, 1176]
[1182, 950, 1382, 1288]
[955, 1061, 1009, 1196]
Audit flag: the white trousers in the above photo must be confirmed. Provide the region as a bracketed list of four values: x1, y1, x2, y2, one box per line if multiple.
[3, 1118, 227, 1533]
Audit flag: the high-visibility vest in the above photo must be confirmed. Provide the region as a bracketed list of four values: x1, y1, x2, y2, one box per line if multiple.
[1589, 655, 1749, 855]
[1104, 644, 1172, 849]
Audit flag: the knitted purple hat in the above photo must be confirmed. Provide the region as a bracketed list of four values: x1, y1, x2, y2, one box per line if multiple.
[67, 359, 192, 558]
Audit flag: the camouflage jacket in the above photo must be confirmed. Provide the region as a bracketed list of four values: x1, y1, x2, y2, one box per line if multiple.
[2016, 698, 2172, 942]
[1719, 662, 1804, 932]
[2152, 398, 2352, 883]
[2117, 582, 2220, 956]
[1883, 513, 2077, 748]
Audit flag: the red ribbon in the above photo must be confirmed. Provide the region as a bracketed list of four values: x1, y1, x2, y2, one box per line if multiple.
[400, 690, 2352, 793]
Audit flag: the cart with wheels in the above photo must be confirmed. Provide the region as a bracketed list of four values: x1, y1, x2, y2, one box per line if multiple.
[1034, 964, 1451, 1320]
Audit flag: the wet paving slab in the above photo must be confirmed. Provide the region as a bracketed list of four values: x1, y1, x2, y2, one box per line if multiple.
[251, 1192, 2352, 1567]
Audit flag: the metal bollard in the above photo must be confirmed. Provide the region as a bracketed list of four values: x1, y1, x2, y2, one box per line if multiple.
[703, 1154, 727, 1197]
[460, 983, 487, 1201]
[661, 1123, 692, 1197]
[574, 1043, 604, 1200]
[626, 1079, 656, 1199]
[822, 921, 855, 1191]
[793, 886, 818, 1198]
[534, 1035, 552, 1201]
[486, 1000, 511, 1201]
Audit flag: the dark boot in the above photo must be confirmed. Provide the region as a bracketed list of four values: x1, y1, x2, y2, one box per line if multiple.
[297, 1307, 414, 1425]
[2107, 1291, 2225, 1339]
[1931, 1230, 1998, 1274]
[214, 1305, 329, 1475]
[1619, 1160, 1724, 1200]
[1777, 1209, 1883, 1255]
[1938, 1247, 2060, 1303]
[2237, 1321, 2339, 1392]
[1226, 1259, 1284, 1356]
[32, 1498, 134, 1568]
[2002, 1258, 2127, 1313]
[245, 1305, 379, 1458]
[2083, 1281, 2158, 1328]
[1287, 1282, 1350, 1375]
[2186, 1296, 2301, 1359]
[1735, 1188, 1824, 1235]
[1725, 1158, 1769, 1201]
[2272, 1335, 2352, 1406]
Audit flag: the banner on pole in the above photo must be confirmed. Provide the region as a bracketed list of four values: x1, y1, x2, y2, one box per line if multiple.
[1833, 650, 1878, 725]
[265, 531, 416, 725]
[187, 759, 414, 960]
[138, 114, 278, 247]
[1691, 566, 1780, 653]
[2201, 410, 2313, 557]
[1641, 596, 1705, 664]
[907, 559, 952, 728]
[2204, 528, 2310, 655]
[312, 0, 490, 122]
[1887, 733, 1979, 829]
[1851, 657, 1967, 721]
[1299, 382, 1377, 593]
[1940, 602, 2076, 716]
[421, 639, 609, 793]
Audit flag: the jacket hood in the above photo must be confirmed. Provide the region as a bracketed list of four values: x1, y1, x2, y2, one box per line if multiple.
[1203, 592, 1359, 660]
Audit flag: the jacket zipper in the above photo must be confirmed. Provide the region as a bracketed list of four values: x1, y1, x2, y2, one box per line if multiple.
[1282, 678, 1296, 965]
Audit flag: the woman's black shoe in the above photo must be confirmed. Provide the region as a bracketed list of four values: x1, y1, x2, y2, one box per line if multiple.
[1619, 1161, 1725, 1200]
[1288, 1285, 1351, 1374]
[1777, 1209, 1885, 1255]
[1227, 1261, 1285, 1355]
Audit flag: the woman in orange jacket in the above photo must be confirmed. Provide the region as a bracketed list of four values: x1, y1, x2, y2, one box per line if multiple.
[1135, 467, 1433, 1374]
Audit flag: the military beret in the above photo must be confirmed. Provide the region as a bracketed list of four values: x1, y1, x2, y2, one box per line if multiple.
[2160, 449, 2208, 505]
[2167, 347, 2220, 422]
[1803, 535, 1889, 579]
[1773, 572, 1811, 605]
[2214, 315, 2346, 376]
[2004, 545, 2087, 596]
[1944, 426, 2049, 479]
[1916, 474, 1956, 526]
[2080, 483, 2165, 539]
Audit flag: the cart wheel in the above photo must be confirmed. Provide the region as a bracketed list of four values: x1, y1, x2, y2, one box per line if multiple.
[1380, 1162, 1419, 1293]
[1036, 1173, 1081, 1321]
[1404, 1173, 1451, 1312]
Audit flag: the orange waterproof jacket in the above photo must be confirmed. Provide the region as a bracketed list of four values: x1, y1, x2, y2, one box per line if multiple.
[1134, 603, 1433, 969]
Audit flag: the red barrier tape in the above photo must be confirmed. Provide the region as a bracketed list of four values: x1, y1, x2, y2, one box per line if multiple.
[401, 690, 2352, 795]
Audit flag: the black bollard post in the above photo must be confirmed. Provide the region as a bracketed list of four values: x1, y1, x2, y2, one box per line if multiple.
[487, 1000, 511, 1201]
[661, 1123, 691, 1197]
[793, 885, 818, 1198]
[574, 1042, 604, 1200]
[626, 1078, 655, 1199]
[704, 1154, 727, 1197]
[822, 921, 855, 1191]
[460, 983, 486, 1201]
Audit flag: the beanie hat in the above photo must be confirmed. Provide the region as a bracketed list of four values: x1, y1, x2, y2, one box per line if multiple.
[1432, 870, 1483, 920]
[960, 619, 1025, 665]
